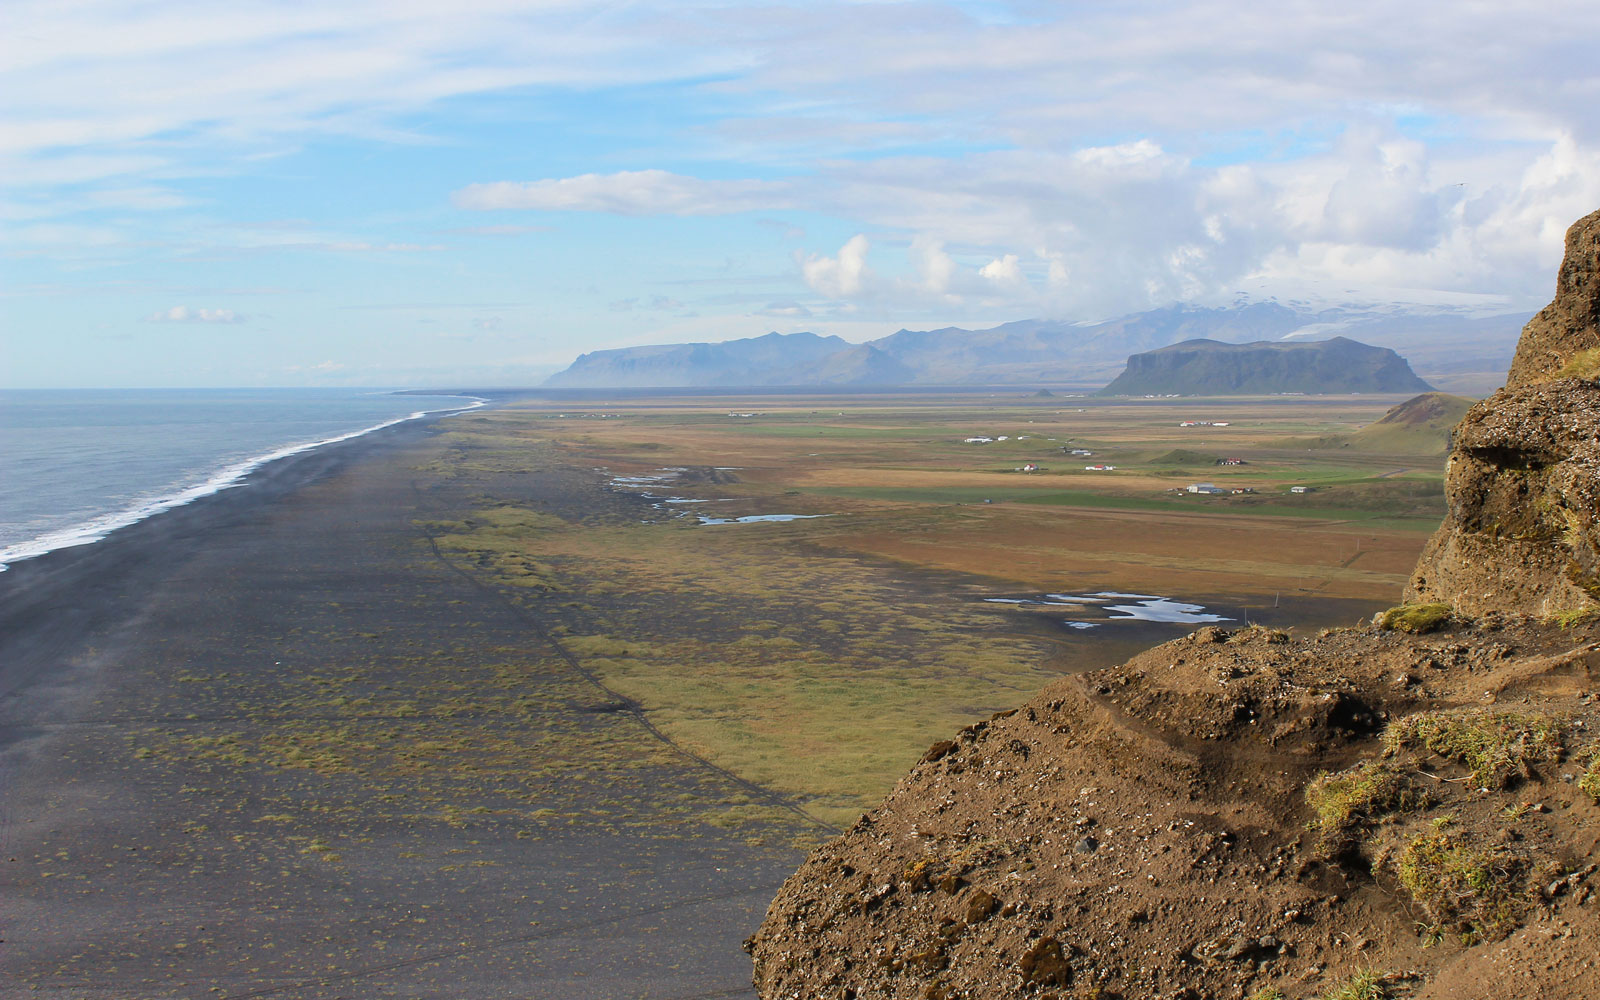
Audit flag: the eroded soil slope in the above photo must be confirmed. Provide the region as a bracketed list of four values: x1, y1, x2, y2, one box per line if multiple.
[750, 617, 1600, 999]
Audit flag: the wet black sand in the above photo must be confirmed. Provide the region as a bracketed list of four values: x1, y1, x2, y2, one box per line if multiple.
[0, 417, 812, 998]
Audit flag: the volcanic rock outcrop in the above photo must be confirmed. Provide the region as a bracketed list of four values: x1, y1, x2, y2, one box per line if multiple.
[1407, 209, 1600, 617]
[748, 211, 1600, 1000]
[1506, 209, 1600, 389]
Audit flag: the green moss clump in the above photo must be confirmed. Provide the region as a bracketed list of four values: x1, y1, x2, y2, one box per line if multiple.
[1305, 761, 1427, 851]
[1397, 832, 1531, 941]
[1376, 602, 1453, 634]
[1248, 988, 1286, 1000]
[1385, 708, 1564, 788]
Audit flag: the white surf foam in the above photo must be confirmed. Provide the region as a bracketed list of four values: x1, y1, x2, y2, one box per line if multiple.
[0, 398, 484, 572]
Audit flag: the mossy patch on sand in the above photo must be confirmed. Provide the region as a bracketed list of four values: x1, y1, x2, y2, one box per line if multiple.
[1319, 970, 1401, 1000]
[1579, 749, 1600, 804]
[1384, 708, 1564, 789]
[1547, 606, 1600, 629]
[1305, 761, 1426, 853]
[1397, 832, 1532, 941]
[1376, 602, 1453, 634]
[421, 507, 569, 590]
[414, 422, 1065, 828]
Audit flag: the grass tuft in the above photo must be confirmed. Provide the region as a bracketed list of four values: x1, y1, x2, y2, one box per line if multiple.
[1397, 832, 1531, 941]
[1320, 969, 1392, 1000]
[1547, 606, 1600, 629]
[1229, 625, 1289, 644]
[1305, 761, 1427, 851]
[1384, 708, 1564, 788]
[1580, 749, 1600, 805]
[1554, 347, 1600, 380]
[1376, 602, 1453, 634]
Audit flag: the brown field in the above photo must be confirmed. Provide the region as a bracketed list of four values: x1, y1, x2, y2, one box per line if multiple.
[813, 504, 1418, 598]
[497, 391, 1444, 594]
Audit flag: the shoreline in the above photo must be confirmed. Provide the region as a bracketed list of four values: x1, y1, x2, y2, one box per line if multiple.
[0, 393, 487, 573]
[0, 408, 804, 997]
[0, 414, 448, 732]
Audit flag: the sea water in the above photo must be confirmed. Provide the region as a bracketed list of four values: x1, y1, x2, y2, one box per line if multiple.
[0, 388, 479, 571]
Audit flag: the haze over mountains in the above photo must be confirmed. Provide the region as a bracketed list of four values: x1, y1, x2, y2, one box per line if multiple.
[545, 302, 1528, 391]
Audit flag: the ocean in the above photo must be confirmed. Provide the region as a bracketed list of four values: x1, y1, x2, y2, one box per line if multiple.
[0, 388, 480, 571]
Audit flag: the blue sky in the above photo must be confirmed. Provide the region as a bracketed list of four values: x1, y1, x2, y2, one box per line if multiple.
[4, 0, 1599, 387]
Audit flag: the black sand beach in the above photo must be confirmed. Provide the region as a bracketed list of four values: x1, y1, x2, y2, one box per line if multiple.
[0, 415, 813, 998]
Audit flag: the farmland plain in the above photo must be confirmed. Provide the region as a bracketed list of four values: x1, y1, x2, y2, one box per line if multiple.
[426, 390, 1451, 829]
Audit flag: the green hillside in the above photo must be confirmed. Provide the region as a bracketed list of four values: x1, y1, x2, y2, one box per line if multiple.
[1309, 392, 1477, 454]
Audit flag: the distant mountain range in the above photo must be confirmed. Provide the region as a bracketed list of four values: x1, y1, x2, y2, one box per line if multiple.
[544, 302, 1528, 389]
[1099, 337, 1434, 396]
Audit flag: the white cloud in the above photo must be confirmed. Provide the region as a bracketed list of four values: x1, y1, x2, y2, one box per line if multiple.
[145, 305, 243, 323]
[978, 254, 1024, 288]
[9, 0, 1600, 338]
[769, 129, 1600, 317]
[11, 1, 1599, 177]
[909, 236, 957, 297]
[802, 235, 872, 298]
[453, 171, 789, 216]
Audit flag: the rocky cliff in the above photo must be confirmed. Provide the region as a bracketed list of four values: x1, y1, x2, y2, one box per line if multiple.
[748, 211, 1600, 1000]
[1407, 209, 1600, 618]
[1506, 210, 1600, 390]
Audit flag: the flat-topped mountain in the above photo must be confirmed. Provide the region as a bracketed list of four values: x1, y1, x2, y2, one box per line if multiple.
[543, 304, 1525, 389]
[1100, 336, 1434, 396]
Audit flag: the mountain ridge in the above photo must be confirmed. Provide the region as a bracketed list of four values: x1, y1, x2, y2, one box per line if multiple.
[545, 303, 1525, 389]
[544, 330, 852, 388]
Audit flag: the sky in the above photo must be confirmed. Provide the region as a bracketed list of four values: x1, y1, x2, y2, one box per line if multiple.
[4, 0, 1600, 388]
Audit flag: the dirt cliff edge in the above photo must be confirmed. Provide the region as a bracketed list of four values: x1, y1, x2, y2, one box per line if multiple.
[748, 210, 1600, 1000]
